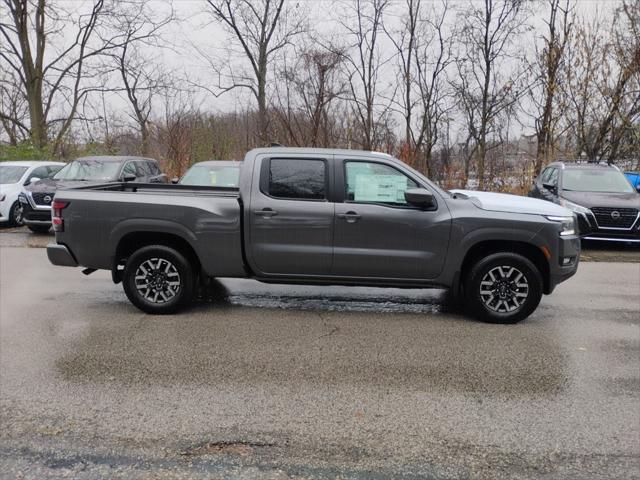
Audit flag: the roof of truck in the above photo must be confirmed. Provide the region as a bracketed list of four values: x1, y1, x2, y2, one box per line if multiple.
[74, 155, 158, 163]
[189, 160, 241, 166]
[248, 147, 394, 158]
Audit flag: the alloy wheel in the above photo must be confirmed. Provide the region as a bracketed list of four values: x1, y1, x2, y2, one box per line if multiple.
[479, 265, 529, 313]
[134, 257, 181, 304]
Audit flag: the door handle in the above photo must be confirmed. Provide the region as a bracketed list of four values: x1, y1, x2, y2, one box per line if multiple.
[254, 208, 278, 217]
[338, 211, 361, 223]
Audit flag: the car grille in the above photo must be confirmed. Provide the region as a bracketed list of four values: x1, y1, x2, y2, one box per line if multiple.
[32, 192, 54, 206]
[591, 207, 639, 229]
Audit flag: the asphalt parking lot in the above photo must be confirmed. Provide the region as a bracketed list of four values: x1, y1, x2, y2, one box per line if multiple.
[0, 231, 639, 479]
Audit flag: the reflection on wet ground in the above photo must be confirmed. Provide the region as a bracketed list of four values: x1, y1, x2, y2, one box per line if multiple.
[197, 278, 453, 315]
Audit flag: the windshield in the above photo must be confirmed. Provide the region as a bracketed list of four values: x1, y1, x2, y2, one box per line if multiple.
[562, 169, 635, 193]
[0, 166, 28, 184]
[53, 160, 121, 181]
[179, 164, 240, 187]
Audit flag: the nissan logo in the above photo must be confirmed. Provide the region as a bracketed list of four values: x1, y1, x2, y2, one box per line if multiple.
[611, 211, 620, 219]
[43, 195, 52, 204]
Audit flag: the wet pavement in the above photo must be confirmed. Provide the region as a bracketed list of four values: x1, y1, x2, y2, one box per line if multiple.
[0, 247, 639, 479]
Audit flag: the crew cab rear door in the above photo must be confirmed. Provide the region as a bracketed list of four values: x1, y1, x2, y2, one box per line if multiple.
[332, 155, 451, 280]
[248, 153, 334, 276]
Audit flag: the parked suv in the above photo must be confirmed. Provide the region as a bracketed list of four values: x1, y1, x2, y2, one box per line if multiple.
[529, 162, 640, 243]
[20, 156, 167, 233]
[0, 161, 64, 226]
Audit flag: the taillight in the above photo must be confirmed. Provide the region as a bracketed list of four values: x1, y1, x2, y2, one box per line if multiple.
[52, 200, 69, 232]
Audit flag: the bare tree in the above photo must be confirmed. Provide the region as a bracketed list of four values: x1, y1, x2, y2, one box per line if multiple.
[387, 0, 452, 175]
[339, 0, 391, 151]
[0, 0, 160, 153]
[0, 70, 28, 145]
[274, 44, 346, 147]
[531, 0, 573, 175]
[564, 2, 640, 162]
[201, 0, 306, 144]
[108, 1, 174, 156]
[453, 0, 530, 189]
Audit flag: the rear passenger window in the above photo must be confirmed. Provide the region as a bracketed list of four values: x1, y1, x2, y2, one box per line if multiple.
[135, 161, 150, 176]
[267, 159, 326, 200]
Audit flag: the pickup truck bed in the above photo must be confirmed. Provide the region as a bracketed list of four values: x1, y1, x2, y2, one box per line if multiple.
[47, 147, 580, 324]
[50, 182, 245, 278]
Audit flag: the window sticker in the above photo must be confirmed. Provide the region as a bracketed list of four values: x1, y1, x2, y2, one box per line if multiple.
[353, 174, 408, 203]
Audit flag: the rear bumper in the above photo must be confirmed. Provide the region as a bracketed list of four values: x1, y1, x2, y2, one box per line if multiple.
[47, 243, 78, 267]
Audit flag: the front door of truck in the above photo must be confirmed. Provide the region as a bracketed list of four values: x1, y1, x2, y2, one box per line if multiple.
[332, 158, 451, 280]
[248, 154, 334, 276]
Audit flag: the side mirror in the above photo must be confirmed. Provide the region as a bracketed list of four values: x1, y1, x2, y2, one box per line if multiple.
[123, 174, 136, 182]
[25, 177, 40, 186]
[404, 188, 435, 208]
[171, 177, 179, 184]
[542, 182, 557, 193]
[636, 184, 640, 193]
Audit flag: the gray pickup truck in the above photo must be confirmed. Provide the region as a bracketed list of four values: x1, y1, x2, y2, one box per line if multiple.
[47, 147, 580, 323]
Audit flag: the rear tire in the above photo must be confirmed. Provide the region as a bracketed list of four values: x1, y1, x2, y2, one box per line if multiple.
[464, 252, 543, 324]
[27, 224, 50, 234]
[122, 245, 195, 314]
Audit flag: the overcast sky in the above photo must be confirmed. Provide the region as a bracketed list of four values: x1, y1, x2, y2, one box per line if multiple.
[77, 0, 618, 139]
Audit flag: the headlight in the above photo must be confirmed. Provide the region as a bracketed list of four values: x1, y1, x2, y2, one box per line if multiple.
[546, 215, 576, 236]
[18, 193, 28, 204]
[559, 197, 591, 214]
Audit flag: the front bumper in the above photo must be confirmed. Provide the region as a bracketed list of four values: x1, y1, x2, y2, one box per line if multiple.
[547, 235, 581, 293]
[576, 210, 640, 243]
[47, 243, 78, 267]
[19, 193, 52, 225]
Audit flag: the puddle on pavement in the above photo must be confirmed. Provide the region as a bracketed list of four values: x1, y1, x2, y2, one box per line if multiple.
[194, 279, 454, 315]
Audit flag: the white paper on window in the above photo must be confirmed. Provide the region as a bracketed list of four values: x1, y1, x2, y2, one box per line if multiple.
[353, 174, 408, 203]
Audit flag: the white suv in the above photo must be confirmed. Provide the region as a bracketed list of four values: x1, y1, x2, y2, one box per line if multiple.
[0, 161, 65, 226]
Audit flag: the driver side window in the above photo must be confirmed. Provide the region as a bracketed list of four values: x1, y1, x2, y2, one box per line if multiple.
[122, 162, 137, 178]
[344, 161, 418, 206]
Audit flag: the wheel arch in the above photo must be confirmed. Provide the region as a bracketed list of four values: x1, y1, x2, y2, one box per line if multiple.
[113, 231, 201, 283]
[459, 240, 551, 294]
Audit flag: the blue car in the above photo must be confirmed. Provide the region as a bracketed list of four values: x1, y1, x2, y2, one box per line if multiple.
[625, 171, 640, 191]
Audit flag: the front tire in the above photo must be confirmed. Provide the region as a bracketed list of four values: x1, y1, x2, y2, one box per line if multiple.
[464, 252, 543, 324]
[122, 245, 195, 314]
[9, 201, 23, 226]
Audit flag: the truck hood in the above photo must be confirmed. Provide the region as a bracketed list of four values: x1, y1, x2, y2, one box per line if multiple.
[561, 190, 640, 210]
[451, 189, 572, 217]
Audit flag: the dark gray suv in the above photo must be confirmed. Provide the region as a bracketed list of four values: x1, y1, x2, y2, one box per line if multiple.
[529, 162, 640, 244]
